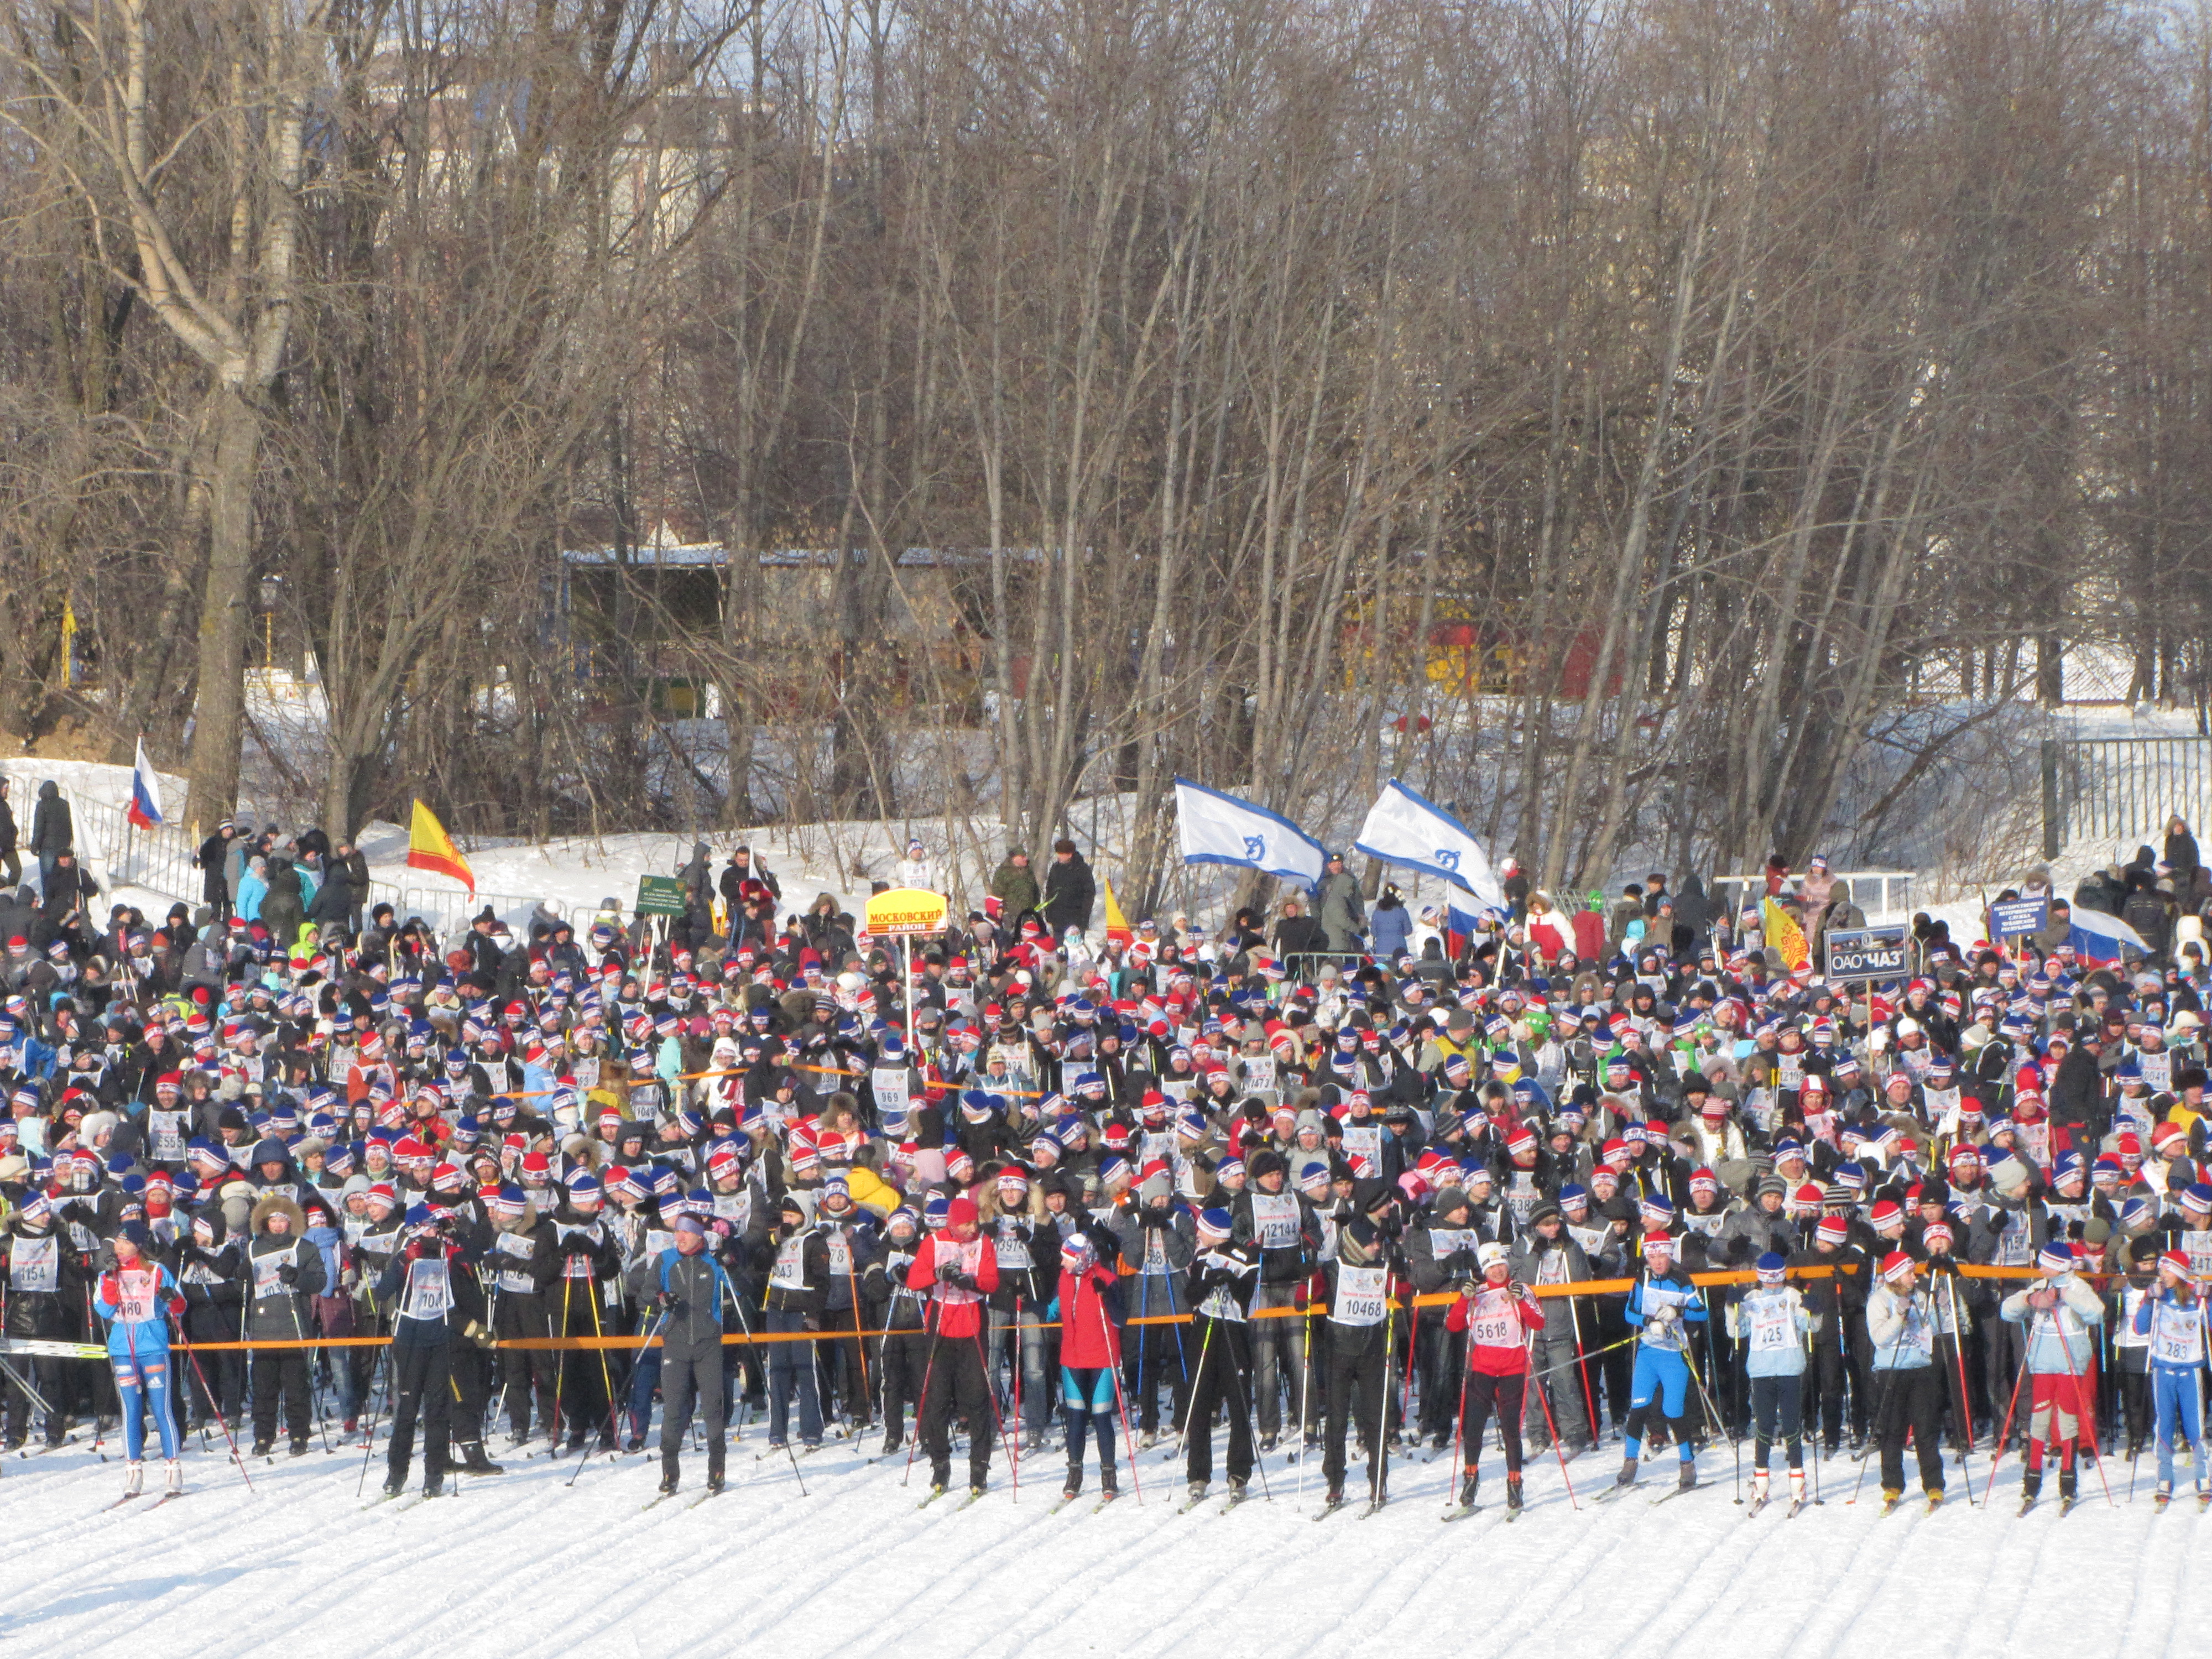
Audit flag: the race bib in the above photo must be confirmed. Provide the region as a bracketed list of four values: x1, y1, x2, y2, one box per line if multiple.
[712, 1190, 753, 1230]
[149, 1110, 187, 1163]
[2141, 1051, 2174, 1093]
[1568, 1222, 1611, 1260]
[1467, 1286, 1520, 1349]
[495, 1231, 538, 1294]
[1744, 1291, 1797, 1353]
[770, 1233, 808, 1292]
[401, 1258, 453, 1319]
[1332, 1264, 1387, 1327]
[1240, 1057, 1277, 1093]
[990, 1223, 1027, 1271]
[1251, 1192, 1299, 1251]
[871, 1065, 913, 1121]
[114, 1266, 158, 1324]
[2153, 1300, 2206, 1367]
[253, 1246, 295, 1300]
[1776, 1055, 1803, 1090]
[825, 1230, 855, 1279]
[9, 1234, 58, 1292]
[2183, 1229, 2212, 1283]
[1505, 1172, 1542, 1225]
[1426, 1228, 1478, 1262]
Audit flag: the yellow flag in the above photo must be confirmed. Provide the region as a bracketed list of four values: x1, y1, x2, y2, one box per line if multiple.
[1102, 875, 1133, 946]
[407, 799, 475, 894]
[1762, 897, 1809, 972]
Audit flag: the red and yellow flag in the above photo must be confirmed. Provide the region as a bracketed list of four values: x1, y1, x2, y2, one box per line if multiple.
[1762, 897, 1809, 973]
[1102, 875, 1133, 947]
[407, 799, 475, 894]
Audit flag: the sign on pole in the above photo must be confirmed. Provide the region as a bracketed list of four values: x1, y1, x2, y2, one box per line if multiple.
[865, 887, 949, 937]
[635, 874, 689, 917]
[1824, 925, 1910, 983]
[1989, 897, 2049, 938]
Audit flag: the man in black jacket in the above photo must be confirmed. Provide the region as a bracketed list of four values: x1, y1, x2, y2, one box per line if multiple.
[1041, 839, 1096, 942]
[377, 1205, 466, 1498]
[0, 778, 19, 891]
[28, 780, 69, 893]
[196, 822, 236, 922]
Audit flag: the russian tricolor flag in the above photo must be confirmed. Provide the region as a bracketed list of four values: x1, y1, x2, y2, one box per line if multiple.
[2065, 905, 2147, 964]
[126, 737, 164, 829]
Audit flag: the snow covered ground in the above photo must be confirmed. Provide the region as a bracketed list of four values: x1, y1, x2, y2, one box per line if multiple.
[0, 1423, 2199, 1656]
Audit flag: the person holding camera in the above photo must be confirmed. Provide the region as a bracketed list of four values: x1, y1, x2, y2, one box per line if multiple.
[376, 1203, 467, 1499]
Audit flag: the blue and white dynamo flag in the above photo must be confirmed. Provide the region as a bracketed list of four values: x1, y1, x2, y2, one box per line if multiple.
[1173, 777, 1328, 887]
[1354, 779, 1507, 914]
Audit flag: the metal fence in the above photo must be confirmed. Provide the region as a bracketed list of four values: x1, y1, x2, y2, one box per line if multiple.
[364, 884, 549, 941]
[69, 795, 201, 905]
[2044, 735, 2212, 860]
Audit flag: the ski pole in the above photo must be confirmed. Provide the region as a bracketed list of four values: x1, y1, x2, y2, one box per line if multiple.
[1847, 1287, 1916, 1507]
[286, 1282, 333, 1454]
[969, 1325, 1019, 1499]
[1444, 1306, 1472, 1509]
[1220, 1327, 1271, 1501]
[1525, 1324, 1580, 1508]
[903, 1312, 942, 1488]
[1942, 1275, 1977, 1506]
[1098, 1295, 1144, 1503]
[174, 1329, 254, 1491]
[551, 1275, 573, 1446]
[1567, 1289, 1599, 1444]
[2049, 1303, 2114, 1507]
[1981, 1309, 2040, 1506]
[1173, 1316, 1216, 1462]
[1370, 1281, 1399, 1509]
[1680, 1332, 1737, 1503]
[0, 1354, 55, 1420]
[354, 1343, 389, 1496]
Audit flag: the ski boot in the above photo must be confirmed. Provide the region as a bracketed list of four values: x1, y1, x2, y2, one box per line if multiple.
[1678, 1460, 1697, 1491]
[1505, 1473, 1524, 1512]
[289, 1437, 310, 1458]
[1459, 1472, 1480, 1509]
[424, 1473, 445, 1499]
[659, 1470, 680, 1496]
[164, 1459, 182, 1495]
[1614, 1456, 1639, 1490]
[124, 1460, 144, 1498]
[1062, 1464, 1084, 1502]
[459, 1439, 504, 1475]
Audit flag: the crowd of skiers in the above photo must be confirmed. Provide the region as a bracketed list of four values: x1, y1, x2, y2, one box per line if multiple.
[4, 824, 2212, 1524]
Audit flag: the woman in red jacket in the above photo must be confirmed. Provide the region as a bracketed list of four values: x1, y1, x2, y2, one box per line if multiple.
[1055, 1234, 1124, 1503]
[1444, 1241, 1545, 1513]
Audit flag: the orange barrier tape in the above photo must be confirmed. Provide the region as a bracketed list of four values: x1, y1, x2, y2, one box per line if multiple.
[98, 1262, 2099, 1354]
